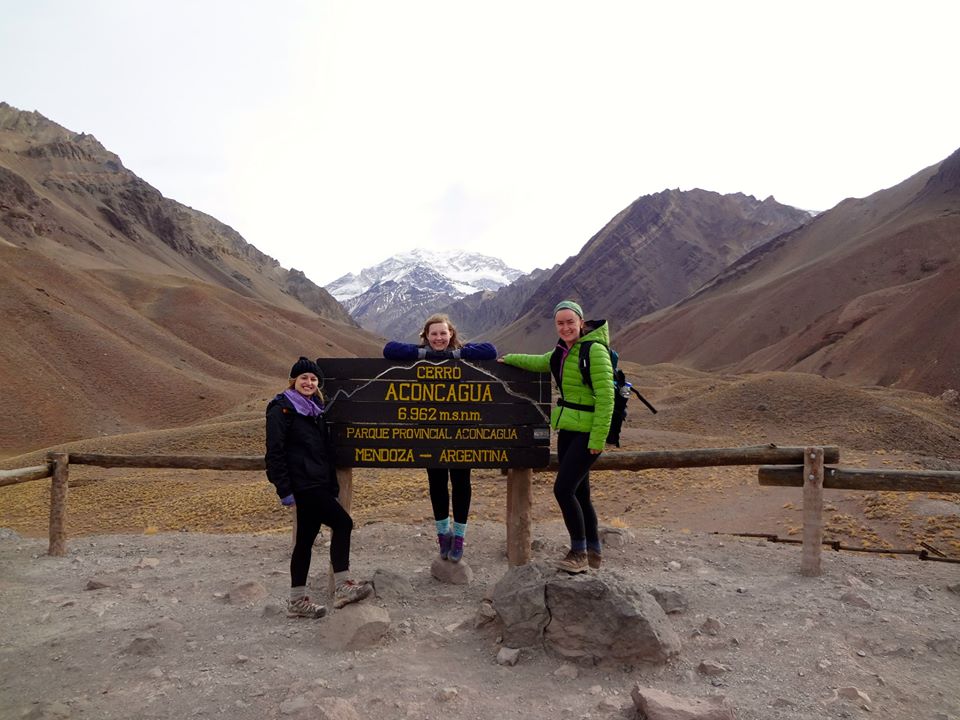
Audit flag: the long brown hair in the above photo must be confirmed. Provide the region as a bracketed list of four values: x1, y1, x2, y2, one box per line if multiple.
[418, 313, 462, 349]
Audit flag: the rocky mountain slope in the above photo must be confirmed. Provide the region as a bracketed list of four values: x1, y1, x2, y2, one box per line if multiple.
[616, 148, 960, 395]
[0, 102, 381, 456]
[492, 190, 811, 351]
[0, 103, 352, 324]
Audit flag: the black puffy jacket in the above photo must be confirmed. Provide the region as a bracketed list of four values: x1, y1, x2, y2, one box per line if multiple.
[264, 393, 338, 499]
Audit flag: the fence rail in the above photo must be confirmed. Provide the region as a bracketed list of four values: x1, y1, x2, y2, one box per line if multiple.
[0, 464, 52, 487]
[3, 445, 957, 575]
[759, 465, 960, 493]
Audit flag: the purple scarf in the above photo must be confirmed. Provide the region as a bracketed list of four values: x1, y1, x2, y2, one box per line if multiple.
[283, 389, 323, 417]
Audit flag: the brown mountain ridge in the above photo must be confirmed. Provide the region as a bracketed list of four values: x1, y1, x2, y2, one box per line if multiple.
[616, 148, 960, 395]
[492, 189, 811, 351]
[0, 102, 381, 457]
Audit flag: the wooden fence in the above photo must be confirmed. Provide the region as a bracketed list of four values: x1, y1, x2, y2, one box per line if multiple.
[3, 444, 958, 575]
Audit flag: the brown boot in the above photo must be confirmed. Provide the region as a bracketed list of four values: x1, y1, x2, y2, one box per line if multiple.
[555, 550, 588, 574]
[587, 550, 602, 569]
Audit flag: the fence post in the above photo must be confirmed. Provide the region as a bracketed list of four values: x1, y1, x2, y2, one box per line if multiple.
[506, 468, 533, 565]
[48, 453, 69, 557]
[800, 447, 825, 576]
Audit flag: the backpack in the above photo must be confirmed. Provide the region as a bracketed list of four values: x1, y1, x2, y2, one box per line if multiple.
[549, 340, 657, 447]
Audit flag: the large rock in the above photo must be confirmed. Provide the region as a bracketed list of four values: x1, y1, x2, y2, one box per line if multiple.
[491, 564, 550, 647]
[492, 565, 681, 665]
[372, 568, 414, 602]
[544, 573, 681, 665]
[315, 603, 390, 650]
[430, 557, 473, 585]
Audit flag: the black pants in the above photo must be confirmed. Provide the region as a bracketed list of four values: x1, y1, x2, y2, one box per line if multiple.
[554, 430, 600, 545]
[291, 486, 353, 586]
[426, 468, 471, 523]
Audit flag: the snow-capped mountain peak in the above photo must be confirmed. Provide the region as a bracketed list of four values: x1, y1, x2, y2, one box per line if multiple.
[325, 248, 524, 302]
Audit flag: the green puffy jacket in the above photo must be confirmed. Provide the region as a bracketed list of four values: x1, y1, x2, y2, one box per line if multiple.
[502, 319, 614, 451]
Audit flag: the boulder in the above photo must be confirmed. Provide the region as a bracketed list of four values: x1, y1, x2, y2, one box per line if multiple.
[430, 557, 473, 585]
[544, 573, 681, 665]
[491, 563, 550, 647]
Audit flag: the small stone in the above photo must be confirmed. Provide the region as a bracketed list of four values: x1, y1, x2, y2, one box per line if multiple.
[698, 660, 730, 676]
[667, 560, 682, 570]
[236, 655, 249, 664]
[840, 592, 872, 609]
[554, 663, 579, 680]
[437, 687, 458, 702]
[85, 578, 110, 591]
[946, 582, 960, 596]
[497, 647, 521, 666]
[772, 698, 797, 708]
[430, 557, 473, 585]
[475, 600, 497, 628]
[589, 684, 602, 695]
[280, 695, 312, 715]
[914, 585, 934, 601]
[123, 635, 161, 657]
[700, 618, 723, 636]
[648, 587, 688, 615]
[137, 557, 160, 569]
[147, 666, 163, 678]
[836, 686, 872, 707]
[856, 650, 867, 657]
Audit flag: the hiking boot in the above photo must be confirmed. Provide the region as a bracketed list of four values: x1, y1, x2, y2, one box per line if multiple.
[555, 550, 588, 574]
[333, 580, 373, 609]
[287, 596, 327, 619]
[448, 535, 464, 562]
[587, 550, 602, 569]
[438, 531, 453, 560]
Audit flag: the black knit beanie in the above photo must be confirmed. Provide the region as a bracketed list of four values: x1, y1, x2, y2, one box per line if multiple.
[289, 356, 321, 378]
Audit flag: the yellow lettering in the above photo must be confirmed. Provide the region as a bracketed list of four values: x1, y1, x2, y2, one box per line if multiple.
[437, 449, 508, 463]
[453, 427, 519, 441]
[354, 447, 414, 463]
[416, 365, 462, 380]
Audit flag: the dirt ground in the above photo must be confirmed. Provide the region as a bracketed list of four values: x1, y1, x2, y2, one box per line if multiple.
[1, 367, 959, 719]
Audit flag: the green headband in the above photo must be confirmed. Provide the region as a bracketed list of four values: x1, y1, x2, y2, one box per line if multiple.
[553, 300, 583, 318]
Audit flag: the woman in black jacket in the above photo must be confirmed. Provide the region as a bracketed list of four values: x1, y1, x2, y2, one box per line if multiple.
[383, 313, 496, 563]
[265, 357, 371, 617]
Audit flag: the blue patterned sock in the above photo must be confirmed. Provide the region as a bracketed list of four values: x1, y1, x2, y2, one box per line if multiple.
[435, 517, 450, 535]
[571, 538, 587, 553]
[453, 521, 467, 538]
[587, 540, 602, 554]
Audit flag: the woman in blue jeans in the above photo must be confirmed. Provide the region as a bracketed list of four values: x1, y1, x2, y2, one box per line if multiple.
[383, 313, 496, 563]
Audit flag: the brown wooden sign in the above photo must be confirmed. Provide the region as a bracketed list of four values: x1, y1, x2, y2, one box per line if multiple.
[316, 359, 551, 468]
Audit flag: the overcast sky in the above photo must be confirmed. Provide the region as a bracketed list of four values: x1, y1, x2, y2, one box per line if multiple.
[2, 1, 958, 285]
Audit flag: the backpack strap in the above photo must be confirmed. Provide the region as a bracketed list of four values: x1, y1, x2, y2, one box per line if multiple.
[578, 341, 595, 389]
[549, 345, 565, 389]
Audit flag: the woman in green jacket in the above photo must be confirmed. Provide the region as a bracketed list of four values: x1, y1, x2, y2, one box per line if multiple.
[499, 300, 614, 573]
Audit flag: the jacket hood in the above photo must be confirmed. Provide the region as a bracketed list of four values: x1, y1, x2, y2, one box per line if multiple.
[576, 318, 610, 347]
